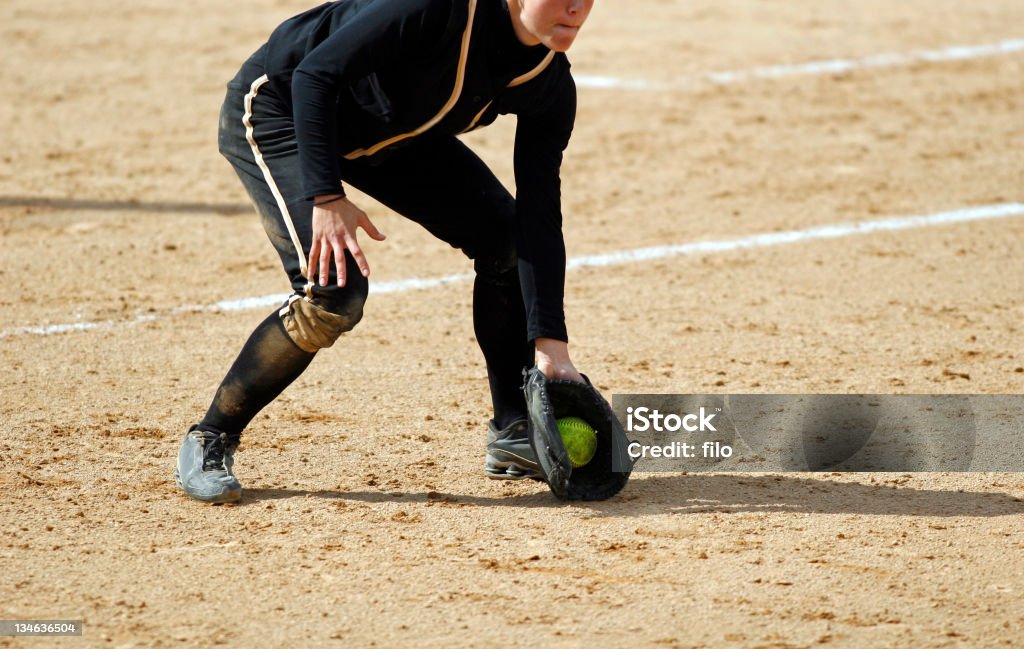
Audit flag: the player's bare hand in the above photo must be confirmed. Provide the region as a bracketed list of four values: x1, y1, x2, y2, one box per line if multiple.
[535, 337, 585, 383]
[308, 195, 386, 287]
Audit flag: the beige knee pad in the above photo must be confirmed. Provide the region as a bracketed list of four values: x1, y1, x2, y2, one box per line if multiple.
[278, 295, 362, 353]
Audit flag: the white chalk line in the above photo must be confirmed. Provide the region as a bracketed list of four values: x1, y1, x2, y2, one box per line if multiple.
[575, 38, 1024, 91]
[4, 202, 1022, 339]
[566, 203, 1024, 268]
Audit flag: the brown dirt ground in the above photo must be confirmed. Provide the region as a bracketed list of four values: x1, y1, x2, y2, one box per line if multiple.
[2, 1, 1023, 647]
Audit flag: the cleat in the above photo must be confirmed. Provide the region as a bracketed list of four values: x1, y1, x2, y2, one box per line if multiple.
[485, 418, 543, 481]
[175, 425, 242, 503]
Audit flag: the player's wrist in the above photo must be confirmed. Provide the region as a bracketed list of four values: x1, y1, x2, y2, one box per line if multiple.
[313, 193, 346, 207]
[534, 338, 582, 382]
[535, 337, 570, 361]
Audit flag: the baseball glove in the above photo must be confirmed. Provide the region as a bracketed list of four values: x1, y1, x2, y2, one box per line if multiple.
[523, 367, 632, 500]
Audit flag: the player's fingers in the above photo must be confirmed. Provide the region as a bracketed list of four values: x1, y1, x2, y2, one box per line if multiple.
[308, 239, 321, 286]
[318, 238, 333, 287]
[344, 235, 370, 277]
[332, 240, 348, 287]
[360, 215, 386, 241]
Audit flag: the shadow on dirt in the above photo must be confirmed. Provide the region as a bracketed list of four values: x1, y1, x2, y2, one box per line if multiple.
[242, 473, 1023, 518]
[0, 195, 251, 215]
[243, 487, 559, 508]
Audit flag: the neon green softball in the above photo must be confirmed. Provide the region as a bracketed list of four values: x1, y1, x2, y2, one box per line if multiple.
[557, 416, 597, 468]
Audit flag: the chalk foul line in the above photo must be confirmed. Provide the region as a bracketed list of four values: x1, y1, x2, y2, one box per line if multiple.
[4, 202, 1022, 339]
[575, 38, 1024, 91]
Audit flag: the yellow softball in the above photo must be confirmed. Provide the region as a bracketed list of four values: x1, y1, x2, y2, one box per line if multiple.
[557, 416, 598, 468]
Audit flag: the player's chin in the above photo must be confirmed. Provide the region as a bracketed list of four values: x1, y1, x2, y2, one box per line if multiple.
[545, 26, 580, 52]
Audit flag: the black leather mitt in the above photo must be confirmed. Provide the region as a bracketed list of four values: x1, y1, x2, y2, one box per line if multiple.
[523, 367, 632, 501]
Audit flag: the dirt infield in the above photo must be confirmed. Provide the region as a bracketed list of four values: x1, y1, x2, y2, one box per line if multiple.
[2, 1, 1023, 647]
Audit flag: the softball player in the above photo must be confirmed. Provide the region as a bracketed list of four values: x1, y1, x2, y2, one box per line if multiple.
[177, 0, 595, 502]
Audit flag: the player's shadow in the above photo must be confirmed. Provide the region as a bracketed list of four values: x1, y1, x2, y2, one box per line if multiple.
[0, 195, 251, 215]
[242, 473, 1023, 518]
[243, 487, 558, 508]
[595, 473, 1024, 518]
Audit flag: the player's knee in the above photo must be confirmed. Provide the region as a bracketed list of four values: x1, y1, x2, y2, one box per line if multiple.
[473, 230, 518, 285]
[278, 293, 365, 352]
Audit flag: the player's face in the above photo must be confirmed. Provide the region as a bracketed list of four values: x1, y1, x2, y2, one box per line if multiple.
[512, 0, 594, 52]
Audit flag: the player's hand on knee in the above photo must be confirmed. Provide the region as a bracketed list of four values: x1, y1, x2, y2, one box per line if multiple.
[309, 196, 386, 287]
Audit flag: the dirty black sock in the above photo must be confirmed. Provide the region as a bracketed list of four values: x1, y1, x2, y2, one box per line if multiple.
[199, 311, 316, 438]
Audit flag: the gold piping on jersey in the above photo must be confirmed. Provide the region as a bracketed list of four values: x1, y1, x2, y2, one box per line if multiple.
[243, 74, 314, 296]
[343, 0, 479, 160]
[460, 52, 557, 133]
[507, 51, 555, 88]
[460, 100, 493, 134]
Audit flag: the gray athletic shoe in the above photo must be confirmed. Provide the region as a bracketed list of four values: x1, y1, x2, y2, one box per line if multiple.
[175, 426, 242, 503]
[485, 418, 542, 480]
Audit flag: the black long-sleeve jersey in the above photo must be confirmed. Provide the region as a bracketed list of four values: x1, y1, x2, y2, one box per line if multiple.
[259, 0, 576, 342]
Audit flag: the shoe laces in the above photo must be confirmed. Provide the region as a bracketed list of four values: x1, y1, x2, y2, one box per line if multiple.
[197, 430, 234, 472]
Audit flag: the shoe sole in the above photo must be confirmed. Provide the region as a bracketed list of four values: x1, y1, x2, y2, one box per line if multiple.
[484, 452, 543, 481]
[174, 469, 242, 503]
[484, 466, 543, 480]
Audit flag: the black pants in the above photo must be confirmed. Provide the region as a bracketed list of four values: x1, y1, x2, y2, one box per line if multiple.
[203, 47, 533, 437]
